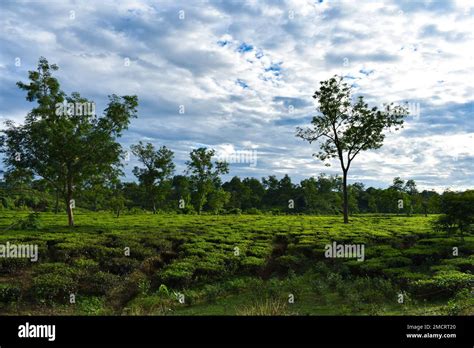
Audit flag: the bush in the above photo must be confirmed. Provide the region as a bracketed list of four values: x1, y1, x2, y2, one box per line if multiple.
[31, 273, 77, 304]
[245, 208, 262, 215]
[274, 255, 302, 273]
[101, 257, 140, 275]
[18, 213, 41, 230]
[240, 256, 265, 274]
[107, 271, 147, 310]
[0, 283, 21, 303]
[34, 262, 77, 277]
[227, 208, 242, 215]
[78, 271, 119, 296]
[410, 270, 474, 299]
[73, 258, 100, 273]
[445, 289, 474, 315]
[157, 259, 196, 287]
[0, 258, 31, 274]
[140, 256, 164, 276]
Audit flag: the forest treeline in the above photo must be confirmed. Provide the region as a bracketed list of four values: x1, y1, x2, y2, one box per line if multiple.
[0, 57, 472, 224]
[0, 166, 447, 216]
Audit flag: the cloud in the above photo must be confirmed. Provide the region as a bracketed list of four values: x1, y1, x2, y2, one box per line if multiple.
[0, 0, 472, 191]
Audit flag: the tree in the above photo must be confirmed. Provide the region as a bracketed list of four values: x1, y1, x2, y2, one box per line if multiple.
[131, 141, 175, 213]
[0, 57, 138, 226]
[262, 175, 280, 209]
[222, 176, 245, 209]
[186, 147, 229, 214]
[404, 179, 418, 194]
[108, 182, 127, 218]
[390, 177, 405, 192]
[241, 178, 264, 210]
[171, 175, 192, 212]
[434, 190, 474, 239]
[206, 188, 230, 213]
[296, 75, 408, 223]
[277, 175, 296, 211]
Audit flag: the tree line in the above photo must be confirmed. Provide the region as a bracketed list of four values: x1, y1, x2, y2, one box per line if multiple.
[0, 57, 471, 227]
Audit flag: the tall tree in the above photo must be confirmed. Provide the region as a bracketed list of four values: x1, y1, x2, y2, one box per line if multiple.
[185, 147, 228, 214]
[297, 75, 407, 223]
[131, 141, 175, 213]
[241, 177, 264, 210]
[171, 175, 192, 212]
[1, 57, 138, 226]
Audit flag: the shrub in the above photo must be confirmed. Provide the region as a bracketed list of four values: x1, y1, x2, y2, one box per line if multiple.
[78, 271, 119, 296]
[107, 271, 147, 310]
[442, 256, 474, 273]
[0, 283, 21, 303]
[34, 262, 77, 277]
[346, 258, 385, 275]
[31, 273, 77, 304]
[228, 208, 242, 215]
[274, 255, 302, 273]
[18, 212, 41, 230]
[140, 256, 164, 276]
[384, 256, 412, 268]
[240, 256, 265, 274]
[157, 260, 196, 287]
[445, 289, 474, 315]
[0, 258, 31, 274]
[101, 257, 140, 275]
[410, 270, 474, 299]
[245, 208, 262, 215]
[73, 258, 100, 273]
[194, 260, 225, 279]
[76, 296, 106, 315]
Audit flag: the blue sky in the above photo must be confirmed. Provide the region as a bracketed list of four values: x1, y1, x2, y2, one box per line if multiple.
[0, 0, 473, 191]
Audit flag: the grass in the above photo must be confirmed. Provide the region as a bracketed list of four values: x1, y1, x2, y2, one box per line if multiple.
[0, 210, 472, 316]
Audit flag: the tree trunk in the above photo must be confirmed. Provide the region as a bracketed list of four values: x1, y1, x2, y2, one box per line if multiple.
[66, 179, 74, 227]
[342, 170, 349, 224]
[66, 198, 74, 227]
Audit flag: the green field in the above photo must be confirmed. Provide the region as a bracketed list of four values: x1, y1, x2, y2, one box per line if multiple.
[0, 211, 472, 316]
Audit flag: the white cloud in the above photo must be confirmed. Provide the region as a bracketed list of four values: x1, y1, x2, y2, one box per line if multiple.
[0, 0, 472, 190]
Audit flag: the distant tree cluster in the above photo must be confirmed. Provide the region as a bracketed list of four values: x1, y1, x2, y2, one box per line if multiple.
[0, 168, 450, 217]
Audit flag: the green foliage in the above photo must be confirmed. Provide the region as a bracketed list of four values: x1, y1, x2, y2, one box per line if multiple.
[433, 190, 474, 237]
[245, 207, 262, 215]
[131, 141, 175, 213]
[0, 258, 30, 274]
[236, 298, 290, 316]
[18, 212, 41, 230]
[1, 57, 138, 226]
[31, 273, 77, 304]
[0, 283, 21, 303]
[186, 147, 229, 214]
[0, 212, 471, 315]
[410, 270, 474, 300]
[296, 75, 408, 222]
[158, 259, 196, 287]
[101, 257, 140, 275]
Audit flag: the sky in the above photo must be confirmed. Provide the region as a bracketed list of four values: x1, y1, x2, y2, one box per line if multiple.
[0, 0, 473, 192]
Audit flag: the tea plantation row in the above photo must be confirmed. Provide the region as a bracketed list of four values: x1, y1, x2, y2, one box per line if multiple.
[0, 211, 472, 315]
